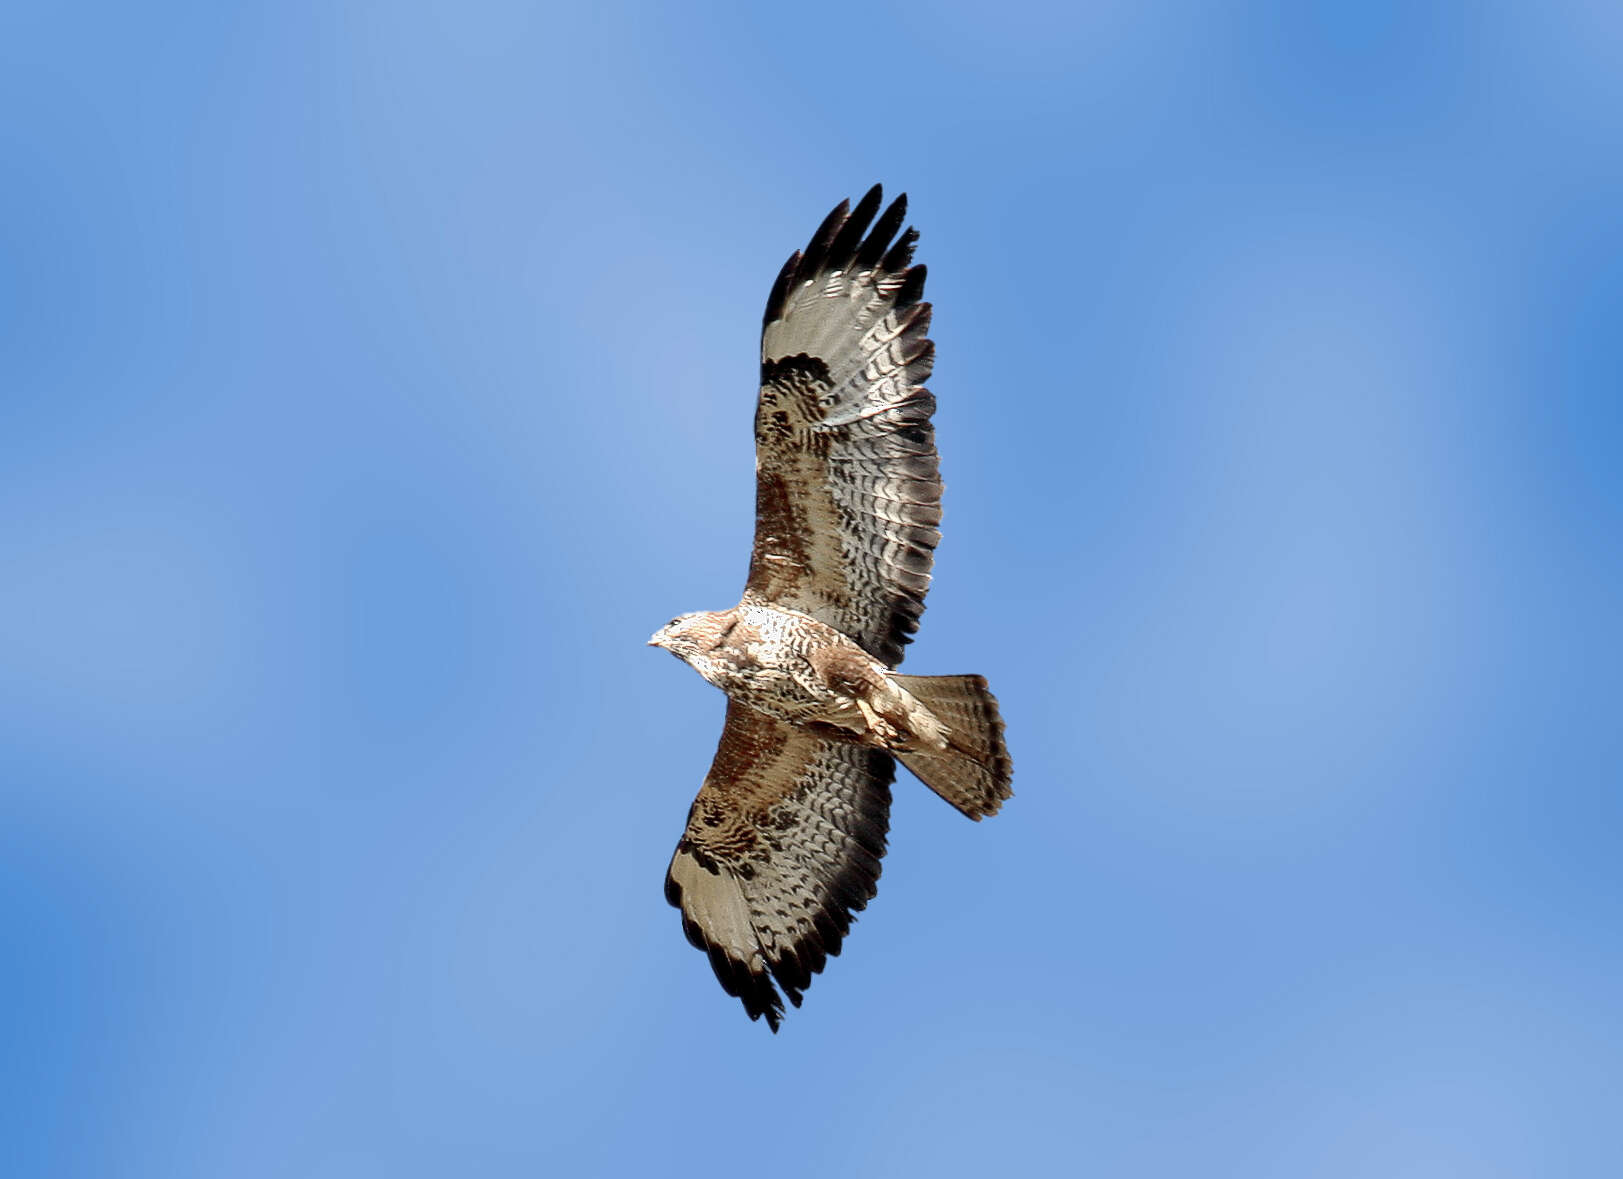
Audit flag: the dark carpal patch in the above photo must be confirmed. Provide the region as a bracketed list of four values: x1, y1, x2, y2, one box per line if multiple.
[760, 353, 831, 392]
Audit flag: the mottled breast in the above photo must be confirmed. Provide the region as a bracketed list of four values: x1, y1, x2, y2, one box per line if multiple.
[712, 604, 873, 726]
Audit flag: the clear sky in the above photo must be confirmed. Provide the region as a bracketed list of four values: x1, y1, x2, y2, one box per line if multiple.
[3, 2, 1620, 1175]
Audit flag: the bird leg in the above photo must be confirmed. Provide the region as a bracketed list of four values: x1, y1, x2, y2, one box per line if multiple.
[856, 698, 904, 747]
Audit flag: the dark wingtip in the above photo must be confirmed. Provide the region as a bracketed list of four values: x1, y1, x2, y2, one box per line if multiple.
[825, 185, 884, 275]
[882, 226, 919, 274]
[857, 192, 910, 272]
[763, 249, 803, 327]
[888, 191, 910, 229]
[798, 196, 850, 279]
[896, 264, 927, 309]
[767, 187, 921, 329]
[745, 974, 786, 1032]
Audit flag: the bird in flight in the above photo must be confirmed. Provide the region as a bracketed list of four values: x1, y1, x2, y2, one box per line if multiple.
[649, 186, 1012, 1031]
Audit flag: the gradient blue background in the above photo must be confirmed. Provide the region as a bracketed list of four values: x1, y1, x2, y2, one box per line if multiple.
[4, 2, 1620, 1175]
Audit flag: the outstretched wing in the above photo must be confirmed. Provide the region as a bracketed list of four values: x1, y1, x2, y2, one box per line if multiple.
[744, 185, 942, 668]
[665, 701, 893, 1031]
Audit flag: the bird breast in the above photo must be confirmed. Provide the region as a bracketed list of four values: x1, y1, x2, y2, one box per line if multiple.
[698, 605, 872, 727]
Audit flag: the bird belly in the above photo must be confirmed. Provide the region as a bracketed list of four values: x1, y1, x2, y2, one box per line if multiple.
[713, 661, 838, 726]
[711, 604, 893, 735]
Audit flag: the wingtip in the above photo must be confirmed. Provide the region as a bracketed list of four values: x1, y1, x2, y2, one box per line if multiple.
[763, 249, 804, 327]
[799, 196, 852, 277]
[882, 226, 919, 274]
[896, 262, 927, 308]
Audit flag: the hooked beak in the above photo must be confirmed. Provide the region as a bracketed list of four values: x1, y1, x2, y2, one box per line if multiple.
[647, 631, 665, 649]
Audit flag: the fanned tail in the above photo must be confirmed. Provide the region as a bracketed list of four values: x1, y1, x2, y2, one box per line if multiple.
[889, 674, 1012, 820]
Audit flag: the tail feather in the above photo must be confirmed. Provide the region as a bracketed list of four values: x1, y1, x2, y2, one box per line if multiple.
[890, 674, 1012, 820]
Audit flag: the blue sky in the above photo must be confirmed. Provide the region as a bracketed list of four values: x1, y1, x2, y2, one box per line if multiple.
[3, 2, 1620, 1175]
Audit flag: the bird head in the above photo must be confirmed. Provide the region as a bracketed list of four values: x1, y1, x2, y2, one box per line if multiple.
[647, 612, 722, 663]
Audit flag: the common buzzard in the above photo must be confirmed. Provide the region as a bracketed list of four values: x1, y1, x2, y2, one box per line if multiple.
[649, 186, 1012, 1031]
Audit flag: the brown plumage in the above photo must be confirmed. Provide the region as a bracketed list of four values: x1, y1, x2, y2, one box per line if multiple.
[649, 187, 1012, 1031]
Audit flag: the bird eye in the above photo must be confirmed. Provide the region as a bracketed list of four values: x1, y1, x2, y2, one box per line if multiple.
[668, 617, 681, 629]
